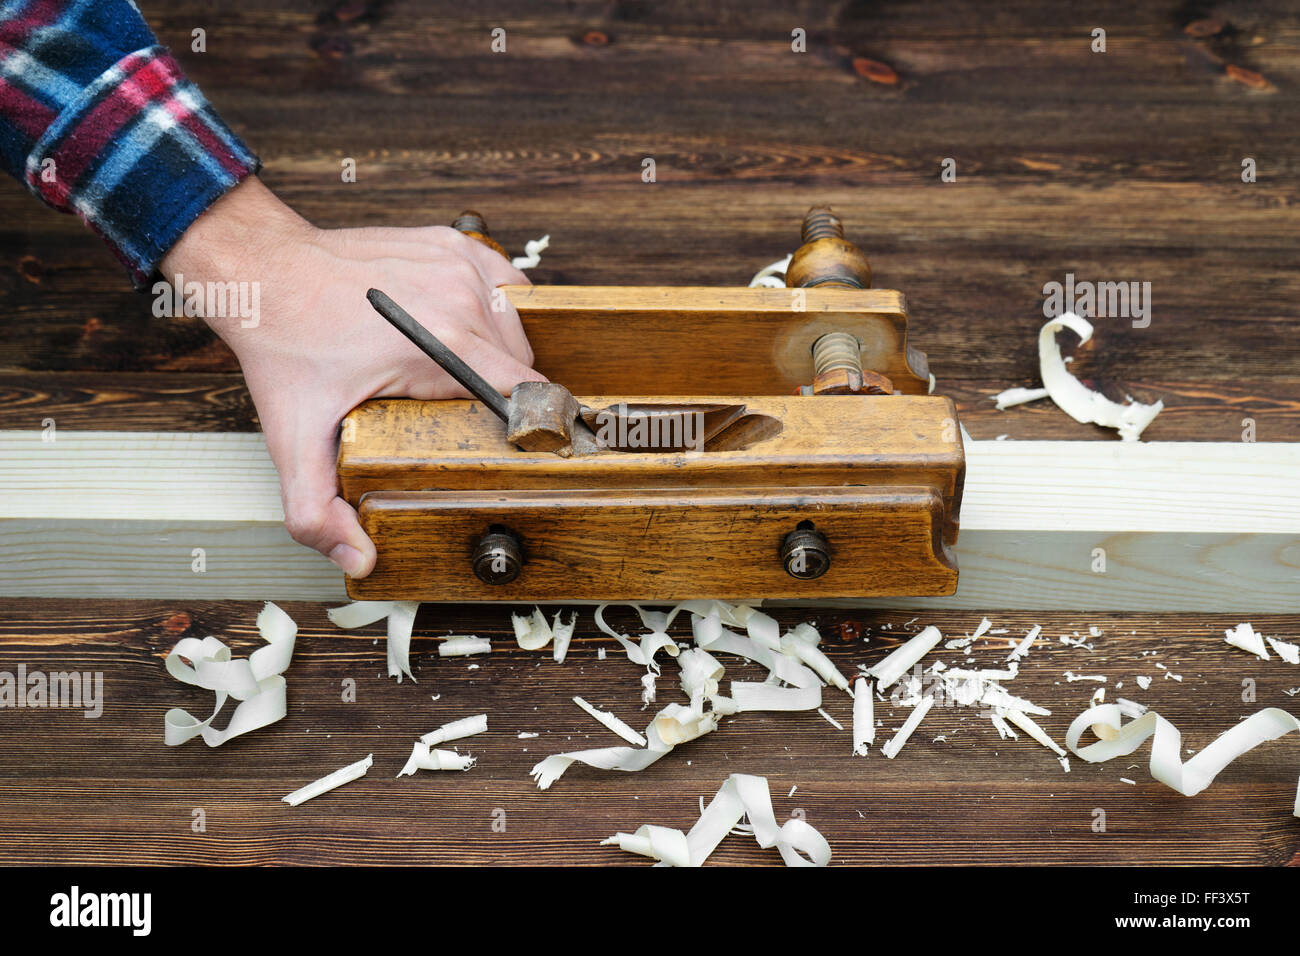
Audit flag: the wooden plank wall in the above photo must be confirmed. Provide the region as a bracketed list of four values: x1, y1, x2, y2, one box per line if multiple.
[0, 1, 1296, 442]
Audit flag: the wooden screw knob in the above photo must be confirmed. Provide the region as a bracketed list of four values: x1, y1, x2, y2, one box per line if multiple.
[785, 205, 872, 289]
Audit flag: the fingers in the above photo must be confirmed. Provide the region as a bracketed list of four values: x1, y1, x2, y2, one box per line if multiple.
[272, 420, 378, 579]
[471, 284, 535, 370]
[369, 256, 535, 370]
[457, 241, 535, 366]
[401, 327, 546, 401]
[404, 232, 533, 366]
[461, 238, 531, 288]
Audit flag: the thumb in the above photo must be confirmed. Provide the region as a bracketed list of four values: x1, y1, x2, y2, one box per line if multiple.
[271, 419, 378, 579]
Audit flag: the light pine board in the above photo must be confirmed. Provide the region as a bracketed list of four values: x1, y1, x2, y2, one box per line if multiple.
[1, 432, 1297, 610]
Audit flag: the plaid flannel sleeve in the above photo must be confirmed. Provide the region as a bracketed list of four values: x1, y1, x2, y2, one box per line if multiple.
[0, 0, 260, 287]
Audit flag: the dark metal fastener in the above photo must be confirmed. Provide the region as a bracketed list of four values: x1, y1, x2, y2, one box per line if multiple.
[473, 528, 523, 585]
[780, 523, 831, 580]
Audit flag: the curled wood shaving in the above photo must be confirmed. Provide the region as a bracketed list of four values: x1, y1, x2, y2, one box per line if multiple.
[1269, 637, 1300, 665]
[781, 634, 850, 692]
[730, 682, 822, 712]
[747, 255, 792, 288]
[513, 607, 552, 651]
[1224, 622, 1270, 660]
[552, 611, 578, 663]
[438, 636, 491, 657]
[385, 601, 419, 682]
[283, 753, 372, 806]
[881, 695, 935, 759]
[1002, 708, 1067, 757]
[328, 600, 418, 682]
[530, 701, 719, 790]
[866, 626, 943, 690]
[852, 678, 875, 755]
[420, 714, 487, 746]
[1067, 704, 1300, 817]
[163, 602, 297, 747]
[594, 604, 681, 674]
[602, 773, 830, 867]
[1039, 313, 1163, 441]
[992, 386, 1049, 410]
[398, 742, 475, 776]
[945, 617, 992, 650]
[1006, 625, 1041, 662]
[510, 235, 550, 270]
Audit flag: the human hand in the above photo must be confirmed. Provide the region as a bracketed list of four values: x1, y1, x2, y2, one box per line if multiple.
[160, 177, 543, 577]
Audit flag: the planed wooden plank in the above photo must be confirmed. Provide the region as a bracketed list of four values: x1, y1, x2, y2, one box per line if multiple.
[1, 431, 1296, 609]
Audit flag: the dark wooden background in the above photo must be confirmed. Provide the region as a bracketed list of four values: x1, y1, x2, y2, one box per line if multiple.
[1, 1, 1298, 865]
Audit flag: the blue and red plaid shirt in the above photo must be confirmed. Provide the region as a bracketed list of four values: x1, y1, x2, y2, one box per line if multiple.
[0, 0, 259, 287]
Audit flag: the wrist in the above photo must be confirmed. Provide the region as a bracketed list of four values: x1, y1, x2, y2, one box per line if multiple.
[159, 177, 315, 338]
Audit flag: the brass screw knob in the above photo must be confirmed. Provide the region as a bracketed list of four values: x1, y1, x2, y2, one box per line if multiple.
[473, 528, 523, 584]
[780, 523, 831, 580]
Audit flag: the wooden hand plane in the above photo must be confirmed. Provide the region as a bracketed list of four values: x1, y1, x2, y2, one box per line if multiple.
[337, 208, 964, 602]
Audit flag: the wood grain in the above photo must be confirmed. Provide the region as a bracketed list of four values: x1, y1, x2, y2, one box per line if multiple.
[4, 432, 1296, 610]
[351, 486, 957, 601]
[498, 285, 930, 394]
[338, 394, 963, 500]
[1, 1, 1296, 437]
[0, 599, 1296, 866]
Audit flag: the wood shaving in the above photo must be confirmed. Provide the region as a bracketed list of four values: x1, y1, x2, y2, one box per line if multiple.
[398, 742, 474, 776]
[1067, 704, 1300, 817]
[881, 695, 935, 759]
[573, 696, 647, 746]
[552, 611, 578, 663]
[866, 626, 943, 690]
[602, 773, 830, 867]
[1224, 622, 1269, 660]
[818, 708, 844, 730]
[992, 386, 1050, 410]
[420, 714, 487, 746]
[513, 607, 552, 651]
[438, 636, 490, 657]
[1006, 625, 1041, 662]
[327, 600, 418, 682]
[283, 753, 372, 806]
[1268, 637, 1300, 665]
[1038, 312, 1163, 441]
[163, 602, 297, 747]
[852, 678, 875, 755]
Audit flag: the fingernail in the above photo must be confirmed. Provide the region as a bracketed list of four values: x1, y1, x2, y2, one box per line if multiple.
[328, 543, 367, 577]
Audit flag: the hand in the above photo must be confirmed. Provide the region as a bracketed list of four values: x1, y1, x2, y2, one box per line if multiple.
[161, 177, 543, 578]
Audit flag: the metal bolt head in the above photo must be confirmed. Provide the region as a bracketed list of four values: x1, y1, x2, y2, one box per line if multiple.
[780, 526, 831, 580]
[473, 530, 523, 585]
